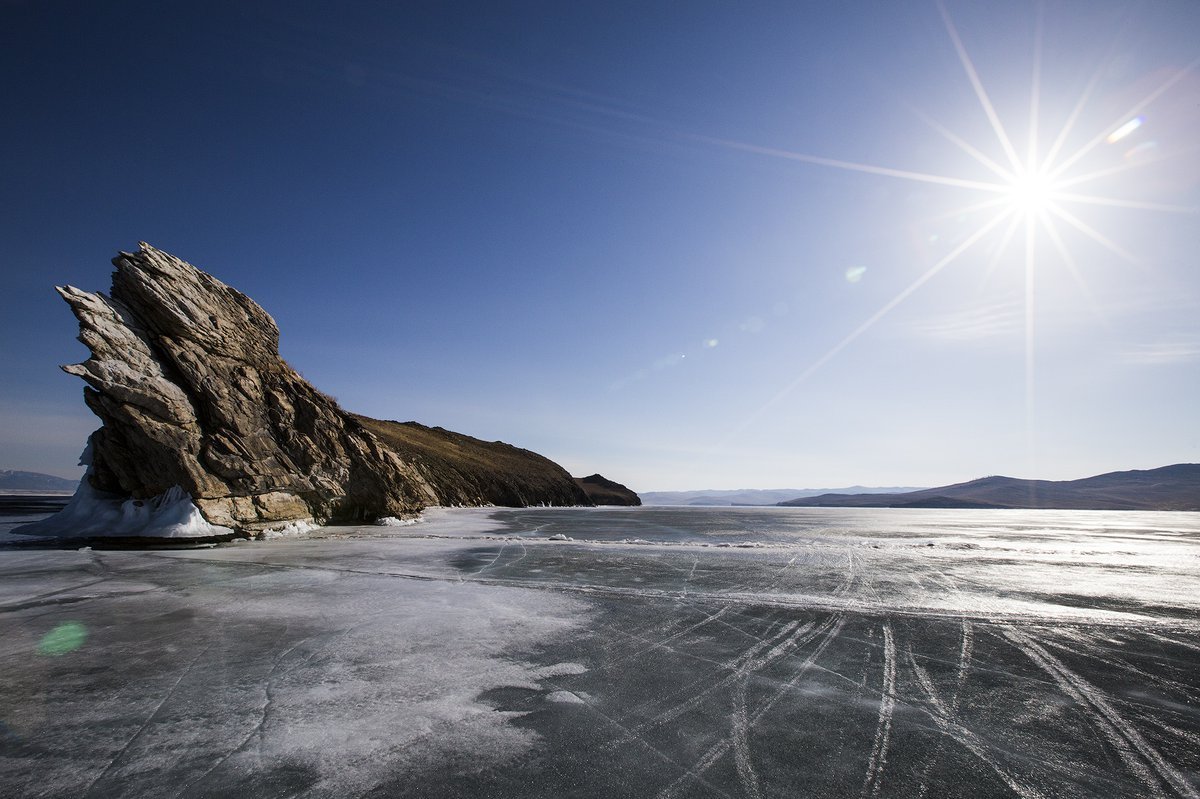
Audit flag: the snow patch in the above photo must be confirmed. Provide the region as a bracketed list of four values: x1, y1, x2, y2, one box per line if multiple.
[12, 480, 234, 539]
[531, 662, 589, 679]
[257, 520, 320, 539]
[545, 690, 586, 705]
[376, 515, 419, 527]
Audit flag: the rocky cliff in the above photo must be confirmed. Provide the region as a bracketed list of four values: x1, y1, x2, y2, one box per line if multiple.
[50, 243, 591, 533]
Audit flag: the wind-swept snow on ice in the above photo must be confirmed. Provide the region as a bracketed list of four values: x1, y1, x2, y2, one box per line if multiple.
[0, 543, 590, 798]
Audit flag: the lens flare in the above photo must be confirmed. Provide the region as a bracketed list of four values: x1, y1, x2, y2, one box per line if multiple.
[845, 266, 867, 283]
[38, 622, 87, 656]
[1106, 116, 1144, 144]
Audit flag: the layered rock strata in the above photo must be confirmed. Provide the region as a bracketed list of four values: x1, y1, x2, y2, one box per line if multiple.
[53, 243, 591, 532]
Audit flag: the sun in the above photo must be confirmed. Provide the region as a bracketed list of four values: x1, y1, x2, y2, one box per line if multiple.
[1006, 167, 1057, 217]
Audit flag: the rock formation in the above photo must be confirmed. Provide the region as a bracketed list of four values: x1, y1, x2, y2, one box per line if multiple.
[49, 243, 592, 533]
[573, 474, 642, 506]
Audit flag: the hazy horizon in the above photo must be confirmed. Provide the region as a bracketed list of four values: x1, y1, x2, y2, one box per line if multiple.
[3, 1, 1197, 492]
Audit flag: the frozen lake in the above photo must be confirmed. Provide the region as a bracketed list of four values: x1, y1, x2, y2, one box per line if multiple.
[2, 505, 1199, 798]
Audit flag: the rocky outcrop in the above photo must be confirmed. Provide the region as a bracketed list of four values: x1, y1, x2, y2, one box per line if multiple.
[51, 243, 591, 533]
[573, 474, 641, 506]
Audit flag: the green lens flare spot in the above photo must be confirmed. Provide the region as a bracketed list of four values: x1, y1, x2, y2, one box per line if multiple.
[38, 622, 87, 656]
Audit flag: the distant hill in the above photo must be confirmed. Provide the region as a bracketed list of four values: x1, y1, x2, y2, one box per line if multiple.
[574, 474, 641, 506]
[0, 470, 79, 493]
[778, 464, 1200, 511]
[354, 416, 590, 507]
[641, 486, 926, 506]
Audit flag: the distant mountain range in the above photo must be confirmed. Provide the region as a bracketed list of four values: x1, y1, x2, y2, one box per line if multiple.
[641, 486, 927, 506]
[0, 470, 80, 493]
[778, 464, 1200, 511]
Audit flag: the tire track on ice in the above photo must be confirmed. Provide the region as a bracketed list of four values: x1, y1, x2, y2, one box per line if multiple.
[730, 673, 763, 799]
[657, 614, 846, 799]
[907, 646, 1047, 799]
[591, 619, 733, 670]
[599, 605, 732, 670]
[1039, 634, 1200, 706]
[605, 617, 810, 749]
[860, 622, 896, 799]
[668, 548, 861, 797]
[683, 558, 700, 598]
[955, 619, 974, 702]
[1144, 630, 1200, 654]
[915, 619, 975, 799]
[1002, 625, 1199, 799]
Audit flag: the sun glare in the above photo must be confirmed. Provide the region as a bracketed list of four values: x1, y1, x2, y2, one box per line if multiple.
[1007, 168, 1057, 216]
[715, 1, 1198, 456]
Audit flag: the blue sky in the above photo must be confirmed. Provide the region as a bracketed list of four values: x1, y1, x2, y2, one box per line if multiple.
[2, 1, 1198, 491]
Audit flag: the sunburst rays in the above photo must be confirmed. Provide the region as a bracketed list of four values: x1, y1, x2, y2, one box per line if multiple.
[718, 1, 1198, 458]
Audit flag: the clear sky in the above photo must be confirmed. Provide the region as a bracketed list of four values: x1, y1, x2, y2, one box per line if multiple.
[2, 1, 1198, 492]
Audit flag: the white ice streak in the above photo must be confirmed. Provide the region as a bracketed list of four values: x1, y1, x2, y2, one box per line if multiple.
[861, 623, 896, 798]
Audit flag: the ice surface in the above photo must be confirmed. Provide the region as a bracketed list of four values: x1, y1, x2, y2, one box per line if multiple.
[0, 540, 589, 797]
[11, 480, 234, 539]
[2, 506, 1199, 797]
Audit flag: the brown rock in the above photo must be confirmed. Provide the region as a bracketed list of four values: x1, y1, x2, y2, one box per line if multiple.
[55, 243, 593, 532]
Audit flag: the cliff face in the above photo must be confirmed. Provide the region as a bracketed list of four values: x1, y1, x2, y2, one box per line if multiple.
[55, 243, 590, 532]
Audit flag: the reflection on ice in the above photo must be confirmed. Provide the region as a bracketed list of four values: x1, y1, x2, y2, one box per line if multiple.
[373, 507, 1200, 628]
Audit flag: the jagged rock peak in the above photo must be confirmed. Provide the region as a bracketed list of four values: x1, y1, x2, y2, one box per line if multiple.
[56, 243, 439, 531]
[51, 243, 595, 534]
